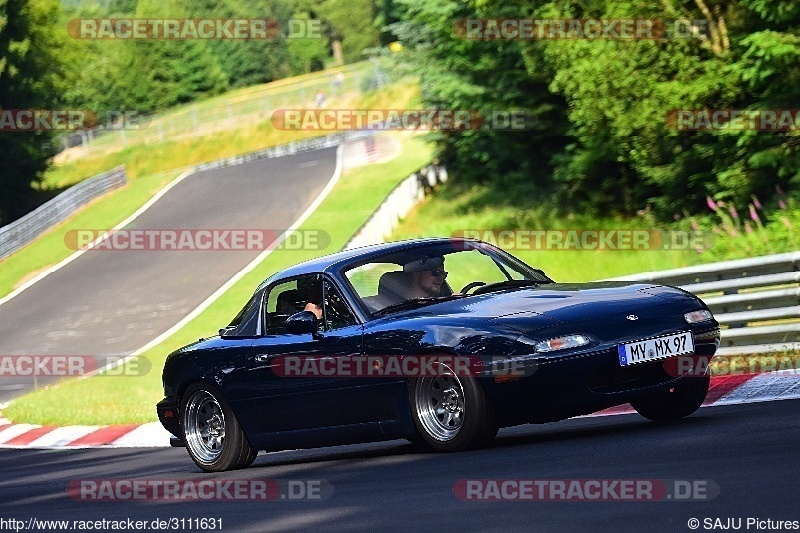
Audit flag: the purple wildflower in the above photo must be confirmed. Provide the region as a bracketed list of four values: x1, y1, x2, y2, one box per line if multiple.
[749, 204, 760, 223]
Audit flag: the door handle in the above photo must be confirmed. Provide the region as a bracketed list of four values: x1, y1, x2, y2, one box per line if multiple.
[255, 354, 272, 362]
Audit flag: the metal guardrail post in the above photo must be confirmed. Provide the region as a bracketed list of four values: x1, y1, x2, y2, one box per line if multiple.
[0, 166, 127, 262]
[609, 252, 800, 355]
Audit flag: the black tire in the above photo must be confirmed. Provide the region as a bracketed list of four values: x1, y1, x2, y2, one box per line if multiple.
[630, 375, 710, 422]
[409, 361, 498, 451]
[180, 382, 257, 472]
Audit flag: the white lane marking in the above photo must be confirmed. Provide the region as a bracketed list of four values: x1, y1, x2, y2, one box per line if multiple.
[0, 169, 196, 309]
[99, 144, 344, 368]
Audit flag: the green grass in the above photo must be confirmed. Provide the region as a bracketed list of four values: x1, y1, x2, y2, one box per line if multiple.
[389, 177, 800, 282]
[3, 133, 434, 425]
[389, 182, 701, 282]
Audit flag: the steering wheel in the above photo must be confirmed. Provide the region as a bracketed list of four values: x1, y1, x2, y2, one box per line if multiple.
[460, 281, 486, 294]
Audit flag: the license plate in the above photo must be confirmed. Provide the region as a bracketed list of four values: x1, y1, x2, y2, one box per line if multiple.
[618, 331, 694, 366]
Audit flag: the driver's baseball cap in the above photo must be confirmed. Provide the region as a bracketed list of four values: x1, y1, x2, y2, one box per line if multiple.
[403, 256, 444, 273]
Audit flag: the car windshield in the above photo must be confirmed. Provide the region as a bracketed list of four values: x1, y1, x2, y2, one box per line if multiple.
[343, 241, 551, 315]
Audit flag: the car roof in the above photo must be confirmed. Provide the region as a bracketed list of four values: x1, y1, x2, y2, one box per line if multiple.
[258, 237, 479, 288]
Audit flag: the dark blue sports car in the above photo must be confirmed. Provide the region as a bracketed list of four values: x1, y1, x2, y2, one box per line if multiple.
[157, 238, 720, 471]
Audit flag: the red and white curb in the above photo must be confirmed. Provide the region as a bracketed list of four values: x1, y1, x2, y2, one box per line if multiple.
[1, 371, 798, 449]
[591, 370, 800, 417]
[0, 420, 171, 448]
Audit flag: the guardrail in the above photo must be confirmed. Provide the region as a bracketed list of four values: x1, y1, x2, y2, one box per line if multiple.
[609, 252, 800, 355]
[0, 130, 378, 264]
[346, 164, 447, 249]
[0, 166, 126, 262]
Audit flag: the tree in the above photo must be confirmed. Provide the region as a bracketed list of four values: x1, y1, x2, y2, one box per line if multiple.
[390, 0, 568, 202]
[316, 0, 381, 62]
[0, 0, 69, 224]
[394, 0, 800, 219]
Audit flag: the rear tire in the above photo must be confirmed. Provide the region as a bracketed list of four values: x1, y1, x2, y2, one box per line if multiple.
[630, 375, 710, 422]
[181, 382, 257, 472]
[409, 361, 498, 451]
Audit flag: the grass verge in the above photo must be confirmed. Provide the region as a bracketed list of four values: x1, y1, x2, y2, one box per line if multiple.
[389, 179, 800, 281]
[3, 132, 433, 425]
[389, 182, 699, 281]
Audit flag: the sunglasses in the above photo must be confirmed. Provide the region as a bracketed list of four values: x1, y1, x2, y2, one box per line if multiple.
[428, 268, 448, 278]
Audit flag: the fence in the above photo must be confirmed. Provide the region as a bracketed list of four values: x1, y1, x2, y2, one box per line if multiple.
[0, 166, 126, 262]
[609, 252, 800, 355]
[58, 62, 374, 157]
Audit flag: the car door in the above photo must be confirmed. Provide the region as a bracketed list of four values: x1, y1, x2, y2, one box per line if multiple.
[244, 274, 395, 435]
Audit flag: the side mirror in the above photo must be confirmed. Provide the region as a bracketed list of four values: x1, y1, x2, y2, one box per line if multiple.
[285, 310, 319, 335]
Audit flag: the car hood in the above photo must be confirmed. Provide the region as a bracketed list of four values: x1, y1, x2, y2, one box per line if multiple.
[381, 281, 707, 338]
[490, 282, 700, 330]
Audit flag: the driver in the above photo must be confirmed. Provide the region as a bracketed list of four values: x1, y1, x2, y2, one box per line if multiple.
[402, 256, 448, 298]
[298, 277, 323, 319]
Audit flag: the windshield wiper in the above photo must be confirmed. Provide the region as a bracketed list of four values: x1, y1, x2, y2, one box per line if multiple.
[372, 295, 465, 317]
[475, 279, 540, 294]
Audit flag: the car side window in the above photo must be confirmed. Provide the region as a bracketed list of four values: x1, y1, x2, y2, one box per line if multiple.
[264, 275, 357, 334]
[264, 278, 301, 335]
[322, 280, 357, 330]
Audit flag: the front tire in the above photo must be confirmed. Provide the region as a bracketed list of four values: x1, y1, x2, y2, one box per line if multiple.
[181, 383, 257, 472]
[409, 362, 498, 451]
[630, 375, 710, 422]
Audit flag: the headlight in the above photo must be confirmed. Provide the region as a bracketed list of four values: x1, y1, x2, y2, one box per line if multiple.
[534, 334, 592, 352]
[684, 309, 713, 324]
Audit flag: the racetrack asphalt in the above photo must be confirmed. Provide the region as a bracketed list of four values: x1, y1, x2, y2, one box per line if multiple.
[0, 147, 339, 403]
[0, 397, 797, 532]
